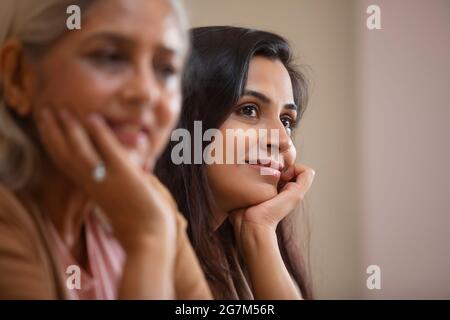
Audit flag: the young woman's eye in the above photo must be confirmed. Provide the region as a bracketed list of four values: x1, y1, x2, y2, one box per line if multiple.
[238, 104, 259, 118]
[281, 116, 296, 134]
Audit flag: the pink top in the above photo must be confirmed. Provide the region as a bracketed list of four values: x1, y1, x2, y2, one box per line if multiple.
[46, 211, 125, 300]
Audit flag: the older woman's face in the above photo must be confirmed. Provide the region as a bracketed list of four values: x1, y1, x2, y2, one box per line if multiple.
[28, 0, 186, 170]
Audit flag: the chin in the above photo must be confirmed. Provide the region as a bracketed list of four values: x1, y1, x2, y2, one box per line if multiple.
[223, 180, 278, 210]
[241, 182, 278, 207]
[208, 164, 281, 211]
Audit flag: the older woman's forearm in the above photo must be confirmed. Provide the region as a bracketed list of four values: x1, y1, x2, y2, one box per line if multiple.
[118, 233, 176, 300]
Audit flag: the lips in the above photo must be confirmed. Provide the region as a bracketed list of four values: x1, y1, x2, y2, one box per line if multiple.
[106, 119, 150, 147]
[244, 158, 284, 177]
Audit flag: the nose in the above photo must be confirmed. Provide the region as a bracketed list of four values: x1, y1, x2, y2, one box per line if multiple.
[121, 64, 161, 109]
[265, 119, 293, 156]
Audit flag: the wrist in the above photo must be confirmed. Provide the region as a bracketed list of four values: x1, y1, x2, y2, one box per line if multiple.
[238, 222, 278, 254]
[119, 219, 176, 256]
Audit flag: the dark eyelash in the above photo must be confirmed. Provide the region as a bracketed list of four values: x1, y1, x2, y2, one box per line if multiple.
[88, 49, 126, 65]
[281, 116, 298, 129]
[290, 118, 299, 128]
[156, 64, 177, 78]
[239, 104, 258, 113]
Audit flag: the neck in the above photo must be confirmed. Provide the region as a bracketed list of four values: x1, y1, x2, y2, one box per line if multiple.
[211, 203, 228, 231]
[22, 160, 93, 256]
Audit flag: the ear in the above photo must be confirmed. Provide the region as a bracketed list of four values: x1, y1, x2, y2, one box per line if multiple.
[0, 39, 36, 117]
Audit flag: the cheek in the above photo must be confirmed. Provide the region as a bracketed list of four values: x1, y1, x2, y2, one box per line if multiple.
[159, 89, 181, 129]
[34, 60, 121, 118]
[207, 164, 278, 211]
[218, 120, 254, 163]
[284, 145, 297, 167]
[207, 164, 246, 210]
[152, 90, 182, 154]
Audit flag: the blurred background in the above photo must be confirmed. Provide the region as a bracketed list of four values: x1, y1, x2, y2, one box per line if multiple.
[183, 0, 450, 299]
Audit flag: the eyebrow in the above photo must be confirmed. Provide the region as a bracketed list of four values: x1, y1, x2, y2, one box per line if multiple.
[242, 89, 298, 111]
[81, 32, 180, 56]
[82, 32, 136, 47]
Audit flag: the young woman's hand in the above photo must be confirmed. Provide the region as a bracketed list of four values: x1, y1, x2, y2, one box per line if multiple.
[36, 107, 176, 251]
[229, 163, 315, 237]
[228, 163, 315, 300]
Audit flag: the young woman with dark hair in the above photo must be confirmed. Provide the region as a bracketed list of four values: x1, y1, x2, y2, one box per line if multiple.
[156, 26, 315, 299]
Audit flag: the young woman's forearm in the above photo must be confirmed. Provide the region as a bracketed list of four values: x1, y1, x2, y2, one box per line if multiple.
[240, 224, 302, 300]
[118, 234, 176, 300]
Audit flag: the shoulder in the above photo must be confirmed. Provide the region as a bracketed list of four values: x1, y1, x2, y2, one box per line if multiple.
[0, 184, 60, 299]
[0, 184, 36, 231]
[0, 183, 50, 261]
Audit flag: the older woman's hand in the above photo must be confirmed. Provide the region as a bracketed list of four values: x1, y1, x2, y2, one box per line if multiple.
[36, 107, 176, 252]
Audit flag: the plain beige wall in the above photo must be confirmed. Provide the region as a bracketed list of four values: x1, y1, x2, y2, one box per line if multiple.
[356, 0, 450, 298]
[183, 0, 450, 298]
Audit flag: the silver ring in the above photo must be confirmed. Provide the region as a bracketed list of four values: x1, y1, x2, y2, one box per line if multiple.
[92, 162, 106, 183]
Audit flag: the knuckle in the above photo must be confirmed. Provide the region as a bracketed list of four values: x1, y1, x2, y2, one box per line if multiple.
[297, 190, 305, 203]
[304, 166, 316, 180]
[289, 183, 304, 199]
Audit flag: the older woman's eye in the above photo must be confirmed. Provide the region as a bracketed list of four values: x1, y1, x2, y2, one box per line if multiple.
[238, 104, 259, 118]
[155, 63, 178, 82]
[88, 48, 127, 67]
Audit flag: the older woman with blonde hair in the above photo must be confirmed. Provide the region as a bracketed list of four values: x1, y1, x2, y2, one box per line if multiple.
[0, 0, 211, 299]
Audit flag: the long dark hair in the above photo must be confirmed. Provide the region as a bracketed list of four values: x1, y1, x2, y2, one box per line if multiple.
[155, 26, 312, 299]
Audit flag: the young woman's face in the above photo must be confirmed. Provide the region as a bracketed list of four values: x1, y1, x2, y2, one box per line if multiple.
[27, 0, 186, 170]
[206, 56, 298, 213]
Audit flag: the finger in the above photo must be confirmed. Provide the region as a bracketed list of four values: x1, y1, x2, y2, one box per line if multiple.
[85, 113, 128, 169]
[254, 185, 301, 220]
[279, 163, 313, 191]
[37, 108, 71, 166]
[286, 164, 315, 197]
[259, 165, 315, 218]
[280, 165, 295, 182]
[57, 109, 103, 175]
